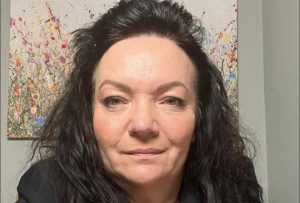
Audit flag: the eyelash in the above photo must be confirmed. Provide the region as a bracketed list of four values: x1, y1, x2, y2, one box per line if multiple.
[101, 96, 186, 110]
[102, 96, 127, 108]
[160, 96, 185, 108]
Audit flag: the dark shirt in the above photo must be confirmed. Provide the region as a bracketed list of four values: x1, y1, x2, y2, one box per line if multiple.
[16, 160, 201, 203]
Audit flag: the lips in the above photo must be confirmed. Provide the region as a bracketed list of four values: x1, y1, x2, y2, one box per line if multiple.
[124, 148, 164, 156]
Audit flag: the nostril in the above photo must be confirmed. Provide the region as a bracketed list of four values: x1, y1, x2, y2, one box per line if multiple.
[128, 101, 159, 139]
[129, 128, 159, 140]
[129, 120, 159, 139]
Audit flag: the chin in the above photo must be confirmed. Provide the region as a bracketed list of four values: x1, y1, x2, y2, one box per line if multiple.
[118, 165, 169, 186]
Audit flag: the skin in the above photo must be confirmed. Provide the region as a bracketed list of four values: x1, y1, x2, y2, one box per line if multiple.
[93, 35, 196, 203]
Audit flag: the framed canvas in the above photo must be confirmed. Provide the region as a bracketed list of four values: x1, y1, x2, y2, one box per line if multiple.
[8, 0, 237, 139]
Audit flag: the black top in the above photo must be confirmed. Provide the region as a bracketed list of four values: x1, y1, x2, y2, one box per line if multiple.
[16, 160, 201, 203]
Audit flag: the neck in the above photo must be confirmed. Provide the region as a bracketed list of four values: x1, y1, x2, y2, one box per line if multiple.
[120, 175, 183, 203]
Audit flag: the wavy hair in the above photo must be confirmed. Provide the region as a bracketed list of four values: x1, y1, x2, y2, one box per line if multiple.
[32, 0, 263, 202]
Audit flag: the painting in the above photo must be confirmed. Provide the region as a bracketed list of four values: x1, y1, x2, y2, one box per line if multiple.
[8, 0, 237, 139]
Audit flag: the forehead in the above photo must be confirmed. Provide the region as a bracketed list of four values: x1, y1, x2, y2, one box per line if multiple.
[94, 35, 196, 90]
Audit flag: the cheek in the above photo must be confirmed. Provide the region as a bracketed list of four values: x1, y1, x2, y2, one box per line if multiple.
[93, 112, 109, 143]
[93, 109, 122, 147]
[160, 112, 196, 146]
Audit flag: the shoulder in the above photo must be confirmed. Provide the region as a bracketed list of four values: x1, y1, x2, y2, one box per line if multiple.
[237, 157, 263, 202]
[17, 159, 60, 203]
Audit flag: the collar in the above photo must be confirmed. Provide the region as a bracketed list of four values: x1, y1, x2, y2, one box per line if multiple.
[116, 186, 201, 203]
[178, 186, 201, 203]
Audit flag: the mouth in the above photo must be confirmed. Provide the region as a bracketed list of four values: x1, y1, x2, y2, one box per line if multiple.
[123, 148, 165, 157]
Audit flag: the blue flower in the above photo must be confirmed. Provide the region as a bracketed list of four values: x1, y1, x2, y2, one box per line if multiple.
[229, 73, 236, 79]
[35, 116, 45, 126]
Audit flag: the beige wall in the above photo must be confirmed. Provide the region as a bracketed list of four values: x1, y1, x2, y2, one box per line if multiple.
[262, 0, 299, 202]
[1, 0, 33, 202]
[238, 0, 268, 201]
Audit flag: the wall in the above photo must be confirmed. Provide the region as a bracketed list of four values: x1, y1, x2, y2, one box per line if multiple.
[238, 0, 269, 201]
[1, 0, 34, 202]
[1, 0, 274, 202]
[262, 0, 299, 202]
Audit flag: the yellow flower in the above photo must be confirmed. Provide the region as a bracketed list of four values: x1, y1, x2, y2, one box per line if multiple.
[15, 58, 22, 67]
[30, 105, 37, 115]
[26, 79, 34, 89]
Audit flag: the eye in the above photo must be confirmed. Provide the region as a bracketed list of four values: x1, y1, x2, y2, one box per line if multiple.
[102, 96, 127, 108]
[161, 96, 185, 108]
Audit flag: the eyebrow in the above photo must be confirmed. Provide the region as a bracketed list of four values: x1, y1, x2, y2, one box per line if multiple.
[98, 80, 132, 94]
[156, 81, 189, 93]
[98, 80, 189, 94]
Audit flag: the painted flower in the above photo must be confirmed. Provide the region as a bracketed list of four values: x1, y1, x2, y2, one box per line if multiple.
[31, 91, 40, 101]
[219, 32, 230, 41]
[13, 85, 21, 95]
[59, 56, 66, 64]
[35, 42, 41, 49]
[10, 17, 16, 26]
[26, 79, 34, 89]
[35, 116, 45, 126]
[30, 105, 37, 115]
[44, 53, 50, 63]
[44, 40, 49, 47]
[61, 43, 68, 49]
[229, 73, 236, 79]
[15, 58, 22, 67]
[14, 106, 23, 119]
[227, 51, 237, 62]
[50, 83, 57, 92]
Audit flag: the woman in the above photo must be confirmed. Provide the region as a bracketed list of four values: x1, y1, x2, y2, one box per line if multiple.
[17, 0, 263, 202]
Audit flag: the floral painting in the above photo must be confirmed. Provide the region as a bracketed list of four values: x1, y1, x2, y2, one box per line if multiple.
[8, 0, 237, 139]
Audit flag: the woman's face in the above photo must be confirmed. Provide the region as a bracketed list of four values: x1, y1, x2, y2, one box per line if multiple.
[93, 35, 196, 186]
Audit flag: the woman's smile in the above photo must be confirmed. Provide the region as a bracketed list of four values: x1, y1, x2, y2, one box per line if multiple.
[122, 148, 165, 161]
[123, 148, 165, 155]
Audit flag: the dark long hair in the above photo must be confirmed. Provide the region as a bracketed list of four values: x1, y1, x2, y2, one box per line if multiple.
[33, 0, 263, 202]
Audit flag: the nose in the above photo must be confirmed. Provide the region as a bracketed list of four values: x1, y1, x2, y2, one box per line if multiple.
[128, 100, 158, 140]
